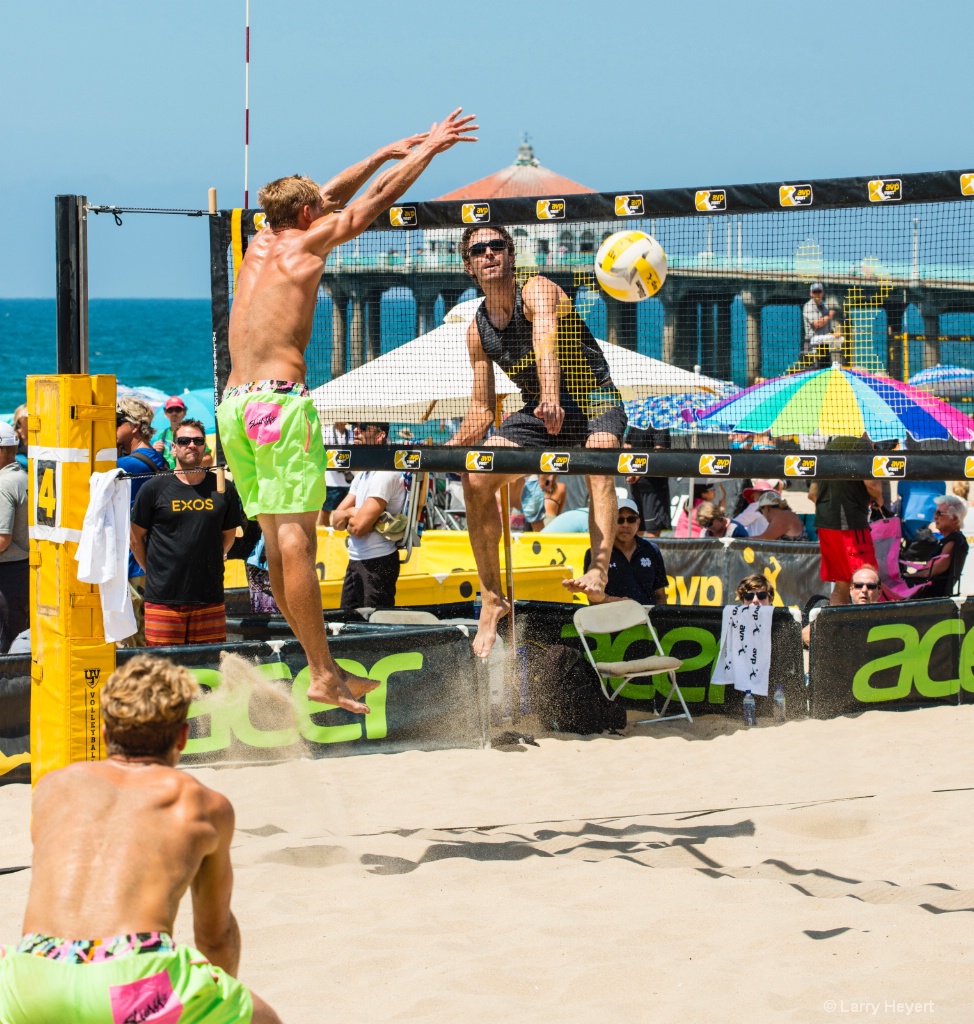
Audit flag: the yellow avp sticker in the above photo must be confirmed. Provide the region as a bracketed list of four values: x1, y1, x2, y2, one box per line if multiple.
[614, 194, 644, 216]
[966, 456, 974, 478]
[695, 189, 727, 212]
[779, 184, 813, 207]
[536, 199, 565, 220]
[698, 454, 731, 476]
[465, 451, 495, 471]
[389, 206, 418, 227]
[253, 212, 267, 231]
[540, 452, 571, 473]
[325, 449, 351, 471]
[394, 450, 422, 470]
[868, 179, 902, 202]
[784, 455, 818, 477]
[618, 453, 648, 474]
[960, 173, 974, 197]
[872, 455, 906, 478]
[461, 203, 490, 224]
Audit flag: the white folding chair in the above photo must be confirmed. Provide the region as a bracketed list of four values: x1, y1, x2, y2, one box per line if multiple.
[368, 609, 440, 625]
[573, 599, 692, 724]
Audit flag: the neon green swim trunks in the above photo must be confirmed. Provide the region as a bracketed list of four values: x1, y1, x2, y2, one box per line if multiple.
[217, 380, 326, 519]
[0, 932, 253, 1023]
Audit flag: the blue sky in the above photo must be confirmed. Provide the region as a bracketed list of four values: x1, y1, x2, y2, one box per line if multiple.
[3, 0, 972, 298]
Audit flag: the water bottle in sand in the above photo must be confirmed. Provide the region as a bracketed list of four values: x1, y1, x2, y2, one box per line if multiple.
[772, 682, 786, 723]
[742, 689, 757, 727]
[472, 591, 482, 619]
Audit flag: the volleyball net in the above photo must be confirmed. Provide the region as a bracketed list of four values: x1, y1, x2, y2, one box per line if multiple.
[209, 168, 974, 479]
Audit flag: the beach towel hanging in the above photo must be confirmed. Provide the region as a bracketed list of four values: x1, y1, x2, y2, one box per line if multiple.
[711, 604, 773, 696]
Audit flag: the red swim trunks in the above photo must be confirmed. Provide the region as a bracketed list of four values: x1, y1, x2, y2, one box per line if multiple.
[817, 527, 877, 583]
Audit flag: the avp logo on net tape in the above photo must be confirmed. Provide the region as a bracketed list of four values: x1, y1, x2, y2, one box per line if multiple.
[869, 179, 902, 202]
[326, 449, 351, 470]
[699, 454, 731, 476]
[614, 195, 644, 217]
[537, 199, 566, 220]
[465, 451, 495, 471]
[618, 453, 648, 474]
[389, 206, 418, 227]
[873, 455, 906, 478]
[540, 452, 571, 473]
[965, 456, 974, 478]
[461, 203, 491, 224]
[394, 450, 422, 470]
[253, 212, 267, 231]
[784, 455, 818, 477]
[695, 189, 727, 212]
[779, 184, 813, 207]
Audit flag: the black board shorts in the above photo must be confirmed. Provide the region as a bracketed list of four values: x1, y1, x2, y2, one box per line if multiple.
[494, 396, 627, 448]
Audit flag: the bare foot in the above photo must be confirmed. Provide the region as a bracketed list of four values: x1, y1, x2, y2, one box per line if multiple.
[472, 591, 510, 659]
[306, 672, 377, 714]
[562, 569, 606, 603]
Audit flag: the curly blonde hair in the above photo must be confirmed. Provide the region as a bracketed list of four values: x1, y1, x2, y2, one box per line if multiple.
[257, 175, 321, 229]
[116, 397, 155, 443]
[101, 655, 199, 757]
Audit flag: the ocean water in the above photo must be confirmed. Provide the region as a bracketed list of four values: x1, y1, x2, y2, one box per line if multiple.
[0, 299, 213, 413]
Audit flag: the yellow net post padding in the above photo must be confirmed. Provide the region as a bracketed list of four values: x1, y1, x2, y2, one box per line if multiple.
[28, 374, 117, 786]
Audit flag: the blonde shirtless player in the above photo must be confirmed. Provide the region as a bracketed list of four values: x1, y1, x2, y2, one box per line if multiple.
[218, 109, 477, 713]
[0, 656, 282, 1023]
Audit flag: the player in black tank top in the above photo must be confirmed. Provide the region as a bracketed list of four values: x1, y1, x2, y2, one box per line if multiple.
[448, 225, 626, 658]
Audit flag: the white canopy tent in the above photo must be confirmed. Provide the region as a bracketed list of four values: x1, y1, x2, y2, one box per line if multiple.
[310, 298, 728, 423]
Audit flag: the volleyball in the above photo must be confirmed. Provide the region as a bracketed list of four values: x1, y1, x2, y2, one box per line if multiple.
[594, 230, 667, 302]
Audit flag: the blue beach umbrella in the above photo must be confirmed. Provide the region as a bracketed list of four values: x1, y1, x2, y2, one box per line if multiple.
[625, 383, 739, 432]
[150, 388, 216, 434]
[907, 364, 974, 398]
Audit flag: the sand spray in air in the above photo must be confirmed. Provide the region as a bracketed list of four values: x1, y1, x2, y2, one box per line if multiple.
[201, 651, 306, 760]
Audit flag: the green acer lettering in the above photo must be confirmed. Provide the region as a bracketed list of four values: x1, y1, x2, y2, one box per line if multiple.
[851, 624, 919, 702]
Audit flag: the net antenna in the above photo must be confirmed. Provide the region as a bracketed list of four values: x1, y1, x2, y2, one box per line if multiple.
[244, 0, 251, 208]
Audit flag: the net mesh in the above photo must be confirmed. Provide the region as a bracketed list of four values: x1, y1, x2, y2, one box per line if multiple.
[215, 172, 974, 458]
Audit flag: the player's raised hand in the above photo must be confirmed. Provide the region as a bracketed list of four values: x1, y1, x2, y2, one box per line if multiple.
[382, 132, 430, 160]
[424, 108, 479, 153]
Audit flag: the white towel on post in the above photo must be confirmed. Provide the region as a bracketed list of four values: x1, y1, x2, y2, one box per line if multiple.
[75, 468, 136, 643]
[711, 604, 773, 696]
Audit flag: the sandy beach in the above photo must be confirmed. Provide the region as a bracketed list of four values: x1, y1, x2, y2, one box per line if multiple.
[1, 706, 972, 1022]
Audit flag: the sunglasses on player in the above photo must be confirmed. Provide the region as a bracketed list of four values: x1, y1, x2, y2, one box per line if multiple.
[174, 437, 206, 447]
[467, 240, 508, 257]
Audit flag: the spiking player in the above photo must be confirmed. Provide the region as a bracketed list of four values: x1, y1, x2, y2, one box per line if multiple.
[218, 110, 477, 712]
[447, 226, 627, 657]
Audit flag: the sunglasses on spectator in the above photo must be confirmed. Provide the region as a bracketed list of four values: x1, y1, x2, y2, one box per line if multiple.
[617, 514, 640, 524]
[174, 437, 206, 447]
[165, 406, 183, 413]
[468, 240, 507, 257]
[851, 581, 880, 590]
[116, 413, 134, 427]
[745, 591, 770, 602]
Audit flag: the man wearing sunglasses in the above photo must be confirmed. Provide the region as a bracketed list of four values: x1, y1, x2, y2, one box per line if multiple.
[218, 108, 477, 712]
[849, 565, 882, 605]
[131, 421, 243, 646]
[449, 225, 627, 655]
[581, 498, 668, 606]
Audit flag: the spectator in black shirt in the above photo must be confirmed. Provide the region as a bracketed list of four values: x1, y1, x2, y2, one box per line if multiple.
[625, 427, 671, 536]
[915, 494, 969, 599]
[130, 419, 242, 646]
[576, 498, 668, 605]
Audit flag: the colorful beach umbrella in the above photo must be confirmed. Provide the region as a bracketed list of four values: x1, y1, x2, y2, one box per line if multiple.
[907, 364, 974, 398]
[626, 385, 739, 432]
[691, 366, 974, 442]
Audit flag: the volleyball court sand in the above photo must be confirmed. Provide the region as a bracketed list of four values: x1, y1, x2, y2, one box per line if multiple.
[1, 707, 972, 1022]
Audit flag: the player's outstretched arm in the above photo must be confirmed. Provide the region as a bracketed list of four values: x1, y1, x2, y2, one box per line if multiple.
[446, 321, 497, 446]
[317, 133, 429, 214]
[303, 109, 478, 257]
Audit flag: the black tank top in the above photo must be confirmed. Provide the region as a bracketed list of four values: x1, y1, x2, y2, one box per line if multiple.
[475, 284, 614, 408]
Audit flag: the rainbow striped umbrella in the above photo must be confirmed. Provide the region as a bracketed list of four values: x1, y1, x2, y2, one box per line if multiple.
[691, 366, 974, 442]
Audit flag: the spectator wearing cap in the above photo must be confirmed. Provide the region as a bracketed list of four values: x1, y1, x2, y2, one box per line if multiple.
[755, 491, 806, 541]
[153, 396, 186, 469]
[0, 422, 29, 652]
[696, 501, 749, 538]
[802, 283, 842, 366]
[116, 397, 167, 645]
[576, 498, 668, 605]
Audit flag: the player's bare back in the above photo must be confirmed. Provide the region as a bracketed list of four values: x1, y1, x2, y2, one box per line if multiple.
[227, 229, 328, 387]
[23, 760, 227, 939]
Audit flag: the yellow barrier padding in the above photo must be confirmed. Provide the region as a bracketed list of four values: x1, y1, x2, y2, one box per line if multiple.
[0, 750, 30, 778]
[28, 375, 118, 786]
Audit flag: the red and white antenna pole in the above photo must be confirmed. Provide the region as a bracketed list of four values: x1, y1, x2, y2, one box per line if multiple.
[244, 0, 250, 207]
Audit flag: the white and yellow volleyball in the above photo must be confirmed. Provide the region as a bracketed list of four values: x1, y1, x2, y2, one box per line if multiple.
[594, 230, 667, 302]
